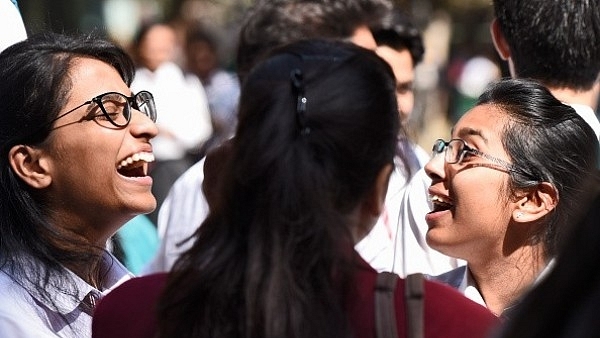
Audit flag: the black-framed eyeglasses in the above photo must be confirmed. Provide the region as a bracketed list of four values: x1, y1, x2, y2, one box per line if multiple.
[432, 138, 516, 172]
[48, 90, 157, 129]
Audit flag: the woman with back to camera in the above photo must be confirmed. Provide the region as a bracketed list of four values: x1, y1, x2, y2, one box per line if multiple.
[0, 32, 158, 337]
[427, 78, 598, 318]
[92, 39, 498, 338]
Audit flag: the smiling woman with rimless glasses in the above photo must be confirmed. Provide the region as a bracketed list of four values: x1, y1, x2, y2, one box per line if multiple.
[0, 32, 158, 337]
[425, 78, 598, 319]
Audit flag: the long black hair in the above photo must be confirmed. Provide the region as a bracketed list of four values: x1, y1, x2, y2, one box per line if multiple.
[0, 31, 134, 328]
[158, 39, 400, 338]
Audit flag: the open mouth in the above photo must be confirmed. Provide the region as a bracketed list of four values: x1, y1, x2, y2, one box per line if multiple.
[117, 152, 154, 178]
[429, 194, 453, 212]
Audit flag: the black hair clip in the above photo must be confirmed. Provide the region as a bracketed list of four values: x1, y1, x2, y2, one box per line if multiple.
[290, 68, 310, 135]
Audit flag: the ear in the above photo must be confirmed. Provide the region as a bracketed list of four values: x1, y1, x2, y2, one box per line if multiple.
[8, 144, 52, 189]
[490, 18, 511, 61]
[512, 182, 558, 223]
[363, 164, 393, 217]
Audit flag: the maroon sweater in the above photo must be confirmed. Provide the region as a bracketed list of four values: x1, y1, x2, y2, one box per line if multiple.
[92, 255, 498, 338]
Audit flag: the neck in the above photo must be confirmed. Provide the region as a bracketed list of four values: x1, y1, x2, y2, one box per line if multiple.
[547, 82, 599, 110]
[65, 255, 104, 289]
[45, 216, 109, 288]
[468, 245, 547, 316]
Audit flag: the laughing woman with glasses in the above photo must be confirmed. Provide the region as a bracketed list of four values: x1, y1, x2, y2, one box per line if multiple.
[0, 32, 158, 337]
[426, 78, 598, 319]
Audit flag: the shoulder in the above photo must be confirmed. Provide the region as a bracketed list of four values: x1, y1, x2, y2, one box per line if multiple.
[0, 270, 58, 337]
[568, 103, 600, 140]
[211, 69, 238, 82]
[429, 266, 467, 289]
[92, 273, 168, 338]
[423, 279, 498, 338]
[348, 266, 498, 338]
[172, 158, 206, 189]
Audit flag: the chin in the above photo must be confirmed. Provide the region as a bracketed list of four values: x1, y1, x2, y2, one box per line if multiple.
[426, 234, 462, 260]
[128, 197, 157, 215]
[425, 229, 446, 252]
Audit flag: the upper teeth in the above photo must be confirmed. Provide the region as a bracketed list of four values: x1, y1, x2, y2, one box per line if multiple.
[430, 194, 451, 205]
[118, 152, 155, 169]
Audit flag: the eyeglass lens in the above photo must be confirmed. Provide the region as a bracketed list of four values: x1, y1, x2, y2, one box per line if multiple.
[96, 91, 157, 127]
[134, 91, 157, 122]
[96, 93, 130, 127]
[432, 139, 464, 164]
[446, 140, 462, 164]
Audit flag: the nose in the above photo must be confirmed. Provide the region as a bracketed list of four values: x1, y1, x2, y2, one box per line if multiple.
[129, 109, 158, 139]
[424, 151, 446, 181]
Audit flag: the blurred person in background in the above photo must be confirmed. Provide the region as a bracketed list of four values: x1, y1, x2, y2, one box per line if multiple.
[449, 53, 501, 123]
[130, 21, 213, 226]
[112, 214, 159, 275]
[142, 0, 395, 274]
[185, 25, 240, 151]
[0, 0, 27, 52]
[355, 7, 460, 276]
[374, 9, 424, 128]
[491, 0, 600, 138]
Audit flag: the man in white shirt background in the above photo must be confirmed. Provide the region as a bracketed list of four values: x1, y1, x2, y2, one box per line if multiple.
[0, 0, 27, 52]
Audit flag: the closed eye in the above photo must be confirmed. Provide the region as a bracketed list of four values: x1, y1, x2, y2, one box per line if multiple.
[80, 105, 102, 121]
[461, 149, 478, 161]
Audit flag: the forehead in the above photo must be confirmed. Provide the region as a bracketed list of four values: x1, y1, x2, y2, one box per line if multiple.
[376, 46, 414, 80]
[142, 25, 176, 45]
[376, 46, 413, 68]
[453, 104, 507, 141]
[350, 25, 377, 50]
[66, 57, 129, 101]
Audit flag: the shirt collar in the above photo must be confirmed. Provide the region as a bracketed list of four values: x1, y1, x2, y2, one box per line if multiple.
[20, 251, 132, 315]
[461, 259, 556, 317]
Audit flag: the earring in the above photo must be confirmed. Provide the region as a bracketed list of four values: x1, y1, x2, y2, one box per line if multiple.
[516, 212, 524, 219]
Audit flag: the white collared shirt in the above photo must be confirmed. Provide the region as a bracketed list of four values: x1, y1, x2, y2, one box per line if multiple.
[455, 260, 556, 313]
[568, 103, 600, 141]
[0, 252, 131, 337]
[0, 0, 27, 53]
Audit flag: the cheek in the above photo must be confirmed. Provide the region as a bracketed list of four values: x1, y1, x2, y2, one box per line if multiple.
[451, 172, 511, 240]
[454, 172, 505, 212]
[52, 130, 121, 178]
[428, 174, 509, 257]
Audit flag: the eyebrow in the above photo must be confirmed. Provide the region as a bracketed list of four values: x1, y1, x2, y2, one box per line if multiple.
[452, 127, 490, 144]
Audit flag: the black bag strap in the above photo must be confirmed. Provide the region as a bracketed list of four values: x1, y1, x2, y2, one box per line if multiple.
[405, 273, 424, 338]
[375, 272, 424, 338]
[375, 271, 400, 338]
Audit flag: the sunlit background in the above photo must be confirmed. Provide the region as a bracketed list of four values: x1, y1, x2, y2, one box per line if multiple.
[18, 0, 507, 149]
